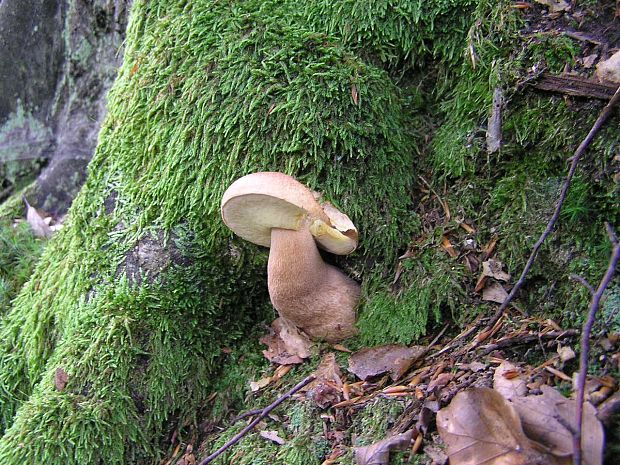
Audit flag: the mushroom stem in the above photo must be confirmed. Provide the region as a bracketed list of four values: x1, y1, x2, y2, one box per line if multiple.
[267, 227, 360, 342]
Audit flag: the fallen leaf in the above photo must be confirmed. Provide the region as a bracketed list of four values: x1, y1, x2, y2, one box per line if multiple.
[463, 254, 480, 273]
[511, 385, 604, 465]
[54, 367, 69, 391]
[596, 50, 620, 84]
[260, 317, 311, 365]
[461, 361, 487, 372]
[459, 222, 476, 234]
[482, 281, 508, 304]
[315, 353, 343, 386]
[582, 53, 598, 69]
[437, 388, 562, 465]
[352, 84, 359, 106]
[280, 358, 296, 373]
[259, 430, 286, 445]
[250, 376, 272, 392]
[427, 373, 453, 392]
[493, 361, 527, 401]
[545, 366, 572, 382]
[349, 344, 426, 381]
[475, 259, 510, 292]
[306, 353, 344, 408]
[354, 430, 414, 465]
[24, 197, 53, 239]
[482, 235, 499, 259]
[424, 444, 448, 465]
[332, 343, 352, 353]
[597, 391, 620, 426]
[417, 399, 440, 434]
[441, 235, 458, 258]
[535, 0, 571, 13]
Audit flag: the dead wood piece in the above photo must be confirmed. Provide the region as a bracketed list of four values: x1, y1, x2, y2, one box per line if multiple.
[533, 74, 618, 100]
[486, 87, 504, 153]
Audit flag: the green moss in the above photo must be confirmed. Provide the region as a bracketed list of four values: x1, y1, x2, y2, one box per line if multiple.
[515, 34, 579, 74]
[358, 249, 466, 346]
[302, 0, 478, 69]
[0, 221, 45, 315]
[205, 400, 324, 465]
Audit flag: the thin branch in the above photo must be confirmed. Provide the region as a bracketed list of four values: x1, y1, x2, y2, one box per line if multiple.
[569, 274, 595, 295]
[478, 329, 579, 355]
[573, 225, 620, 465]
[486, 86, 620, 330]
[198, 374, 316, 465]
[232, 408, 263, 423]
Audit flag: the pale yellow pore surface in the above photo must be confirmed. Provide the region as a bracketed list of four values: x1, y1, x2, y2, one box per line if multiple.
[221, 172, 357, 254]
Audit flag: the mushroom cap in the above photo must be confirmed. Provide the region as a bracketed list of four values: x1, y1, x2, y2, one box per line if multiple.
[221, 172, 358, 254]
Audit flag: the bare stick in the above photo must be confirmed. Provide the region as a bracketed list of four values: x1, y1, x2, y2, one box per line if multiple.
[486, 86, 620, 329]
[198, 374, 316, 465]
[573, 224, 620, 465]
[569, 274, 595, 295]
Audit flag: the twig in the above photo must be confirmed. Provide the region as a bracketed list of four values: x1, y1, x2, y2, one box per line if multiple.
[478, 329, 579, 355]
[569, 274, 595, 295]
[232, 408, 264, 423]
[418, 175, 450, 221]
[573, 224, 620, 465]
[429, 321, 480, 359]
[198, 374, 316, 465]
[486, 86, 620, 330]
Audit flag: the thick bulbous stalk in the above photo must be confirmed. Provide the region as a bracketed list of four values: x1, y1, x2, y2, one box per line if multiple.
[267, 227, 360, 342]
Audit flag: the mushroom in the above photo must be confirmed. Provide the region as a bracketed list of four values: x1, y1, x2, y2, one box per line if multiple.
[221, 172, 360, 342]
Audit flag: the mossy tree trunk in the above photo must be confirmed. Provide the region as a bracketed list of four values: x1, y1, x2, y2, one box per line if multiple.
[1, 1, 618, 464]
[0, 0, 455, 462]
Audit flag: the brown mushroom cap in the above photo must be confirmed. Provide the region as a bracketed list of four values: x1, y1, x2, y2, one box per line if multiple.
[221, 172, 358, 254]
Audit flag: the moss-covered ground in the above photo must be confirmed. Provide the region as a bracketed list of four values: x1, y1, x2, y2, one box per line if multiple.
[0, 0, 618, 464]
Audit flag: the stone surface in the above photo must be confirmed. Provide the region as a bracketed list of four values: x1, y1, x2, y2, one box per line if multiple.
[0, 0, 132, 214]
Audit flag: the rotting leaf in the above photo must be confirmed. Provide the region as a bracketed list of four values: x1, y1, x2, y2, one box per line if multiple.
[511, 385, 604, 465]
[441, 235, 458, 258]
[259, 430, 286, 445]
[260, 317, 311, 365]
[306, 352, 343, 408]
[427, 372, 453, 392]
[349, 344, 426, 381]
[475, 259, 510, 292]
[24, 197, 53, 239]
[354, 430, 414, 465]
[535, 0, 571, 13]
[596, 50, 620, 84]
[582, 53, 598, 69]
[493, 361, 527, 401]
[557, 345, 575, 363]
[482, 281, 508, 304]
[437, 388, 562, 465]
[54, 367, 68, 391]
[249, 376, 272, 392]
